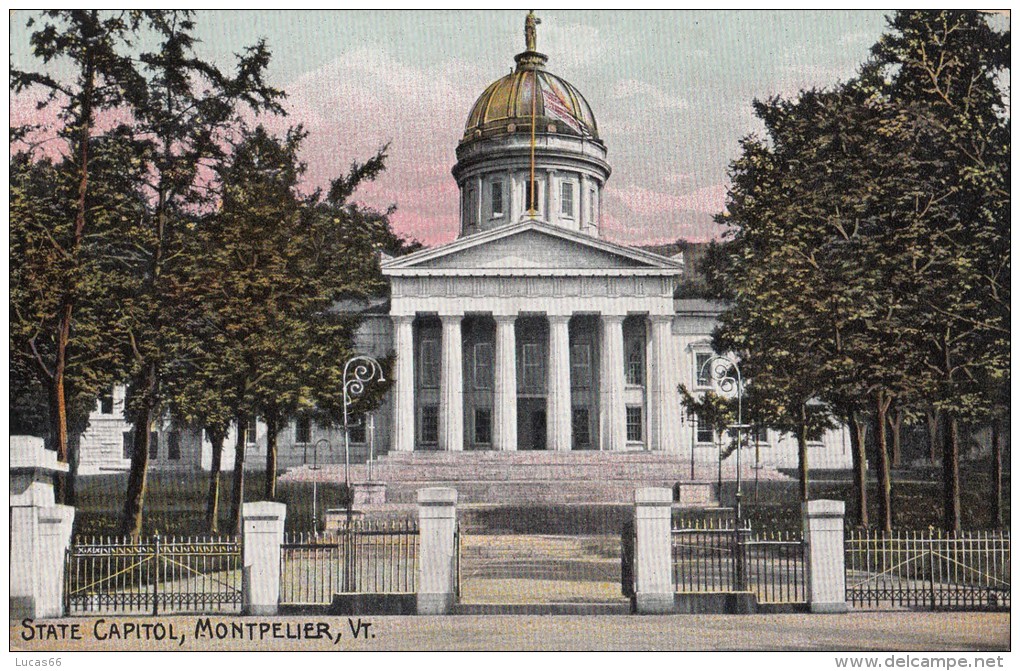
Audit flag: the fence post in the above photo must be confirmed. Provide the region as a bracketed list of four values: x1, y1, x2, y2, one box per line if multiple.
[417, 487, 457, 615]
[634, 487, 674, 613]
[241, 501, 287, 615]
[10, 436, 76, 619]
[803, 499, 848, 613]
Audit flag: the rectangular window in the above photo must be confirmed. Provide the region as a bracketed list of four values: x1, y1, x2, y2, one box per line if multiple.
[626, 406, 643, 443]
[348, 415, 367, 444]
[466, 188, 477, 226]
[474, 408, 492, 445]
[695, 352, 713, 388]
[295, 416, 312, 444]
[626, 338, 645, 386]
[560, 181, 574, 217]
[590, 189, 598, 223]
[491, 181, 503, 216]
[572, 407, 591, 448]
[751, 426, 768, 443]
[474, 342, 493, 390]
[420, 406, 439, 445]
[99, 389, 114, 415]
[420, 338, 440, 388]
[696, 416, 715, 444]
[168, 431, 181, 461]
[525, 180, 539, 213]
[570, 342, 591, 387]
[522, 343, 543, 391]
[148, 431, 159, 459]
[122, 431, 133, 460]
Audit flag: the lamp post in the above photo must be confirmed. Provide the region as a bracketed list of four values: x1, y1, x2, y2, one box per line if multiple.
[305, 438, 331, 533]
[699, 353, 748, 591]
[698, 354, 747, 521]
[342, 355, 386, 489]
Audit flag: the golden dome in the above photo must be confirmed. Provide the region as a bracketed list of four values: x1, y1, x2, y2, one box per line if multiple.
[463, 50, 599, 143]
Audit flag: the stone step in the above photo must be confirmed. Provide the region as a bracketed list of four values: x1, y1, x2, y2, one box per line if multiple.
[379, 480, 715, 505]
[452, 602, 631, 615]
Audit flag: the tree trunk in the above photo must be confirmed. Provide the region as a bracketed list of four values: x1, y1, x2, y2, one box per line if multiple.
[926, 408, 940, 464]
[264, 412, 280, 501]
[848, 409, 869, 528]
[797, 403, 809, 502]
[889, 405, 903, 467]
[63, 407, 90, 507]
[873, 391, 893, 533]
[120, 370, 156, 538]
[229, 416, 247, 535]
[941, 412, 961, 533]
[991, 418, 1002, 529]
[205, 429, 225, 533]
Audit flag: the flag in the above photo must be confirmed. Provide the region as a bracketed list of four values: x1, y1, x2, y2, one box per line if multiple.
[539, 76, 588, 136]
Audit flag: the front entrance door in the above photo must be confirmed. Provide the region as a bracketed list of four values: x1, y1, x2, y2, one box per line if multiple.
[517, 399, 547, 450]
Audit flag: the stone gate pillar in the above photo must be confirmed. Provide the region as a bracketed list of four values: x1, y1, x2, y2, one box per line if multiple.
[241, 501, 286, 615]
[417, 487, 458, 615]
[803, 499, 848, 613]
[633, 487, 674, 613]
[10, 436, 75, 619]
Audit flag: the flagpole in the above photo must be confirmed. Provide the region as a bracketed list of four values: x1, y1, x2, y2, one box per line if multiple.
[529, 68, 538, 217]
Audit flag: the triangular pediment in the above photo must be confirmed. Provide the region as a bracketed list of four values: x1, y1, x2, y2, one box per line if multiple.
[381, 221, 682, 274]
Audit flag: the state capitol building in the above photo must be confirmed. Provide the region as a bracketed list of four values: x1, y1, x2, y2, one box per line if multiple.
[76, 16, 852, 492]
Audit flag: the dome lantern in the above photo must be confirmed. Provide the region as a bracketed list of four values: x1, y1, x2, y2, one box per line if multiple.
[452, 12, 611, 239]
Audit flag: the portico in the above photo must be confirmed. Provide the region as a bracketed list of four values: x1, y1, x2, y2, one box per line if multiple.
[382, 220, 684, 454]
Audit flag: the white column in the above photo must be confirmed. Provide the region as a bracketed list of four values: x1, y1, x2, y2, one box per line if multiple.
[803, 499, 849, 613]
[417, 487, 458, 615]
[600, 314, 627, 451]
[580, 174, 590, 233]
[493, 314, 518, 451]
[241, 501, 286, 615]
[10, 436, 74, 619]
[439, 313, 464, 452]
[392, 315, 415, 452]
[634, 487, 674, 613]
[649, 315, 679, 452]
[547, 314, 572, 451]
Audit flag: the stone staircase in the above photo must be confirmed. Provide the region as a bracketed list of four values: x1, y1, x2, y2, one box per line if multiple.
[282, 450, 731, 505]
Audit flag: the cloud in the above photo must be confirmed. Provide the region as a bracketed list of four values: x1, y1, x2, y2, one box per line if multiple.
[609, 183, 727, 218]
[610, 79, 688, 110]
[271, 46, 488, 245]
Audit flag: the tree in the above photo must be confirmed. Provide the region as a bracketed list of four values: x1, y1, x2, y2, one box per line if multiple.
[10, 10, 143, 474]
[865, 11, 1009, 531]
[115, 11, 284, 537]
[11, 130, 149, 504]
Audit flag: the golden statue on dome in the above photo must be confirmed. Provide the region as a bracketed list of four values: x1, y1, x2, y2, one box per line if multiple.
[525, 10, 541, 52]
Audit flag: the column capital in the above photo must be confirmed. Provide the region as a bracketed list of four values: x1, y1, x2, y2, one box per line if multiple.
[493, 313, 518, 324]
[392, 314, 415, 325]
[438, 312, 464, 323]
[649, 314, 673, 325]
[547, 313, 572, 325]
[601, 313, 626, 324]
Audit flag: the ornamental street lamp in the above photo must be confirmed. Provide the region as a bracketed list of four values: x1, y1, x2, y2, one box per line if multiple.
[699, 353, 748, 591]
[698, 354, 748, 521]
[342, 355, 386, 490]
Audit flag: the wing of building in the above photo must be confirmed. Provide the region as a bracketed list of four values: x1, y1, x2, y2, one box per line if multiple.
[76, 17, 853, 485]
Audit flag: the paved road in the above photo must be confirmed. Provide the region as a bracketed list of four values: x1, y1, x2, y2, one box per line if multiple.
[10, 612, 1009, 651]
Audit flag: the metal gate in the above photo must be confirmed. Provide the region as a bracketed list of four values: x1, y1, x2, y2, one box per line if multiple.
[280, 520, 419, 607]
[65, 535, 242, 615]
[845, 529, 1010, 610]
[670, 517, 807, 605]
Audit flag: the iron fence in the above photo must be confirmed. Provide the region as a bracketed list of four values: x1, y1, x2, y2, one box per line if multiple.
[845, 529, 1010, 610]
[280, 519, 419, 606]
[65, 535, 242, 616]
[671, 518, 807, 605]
